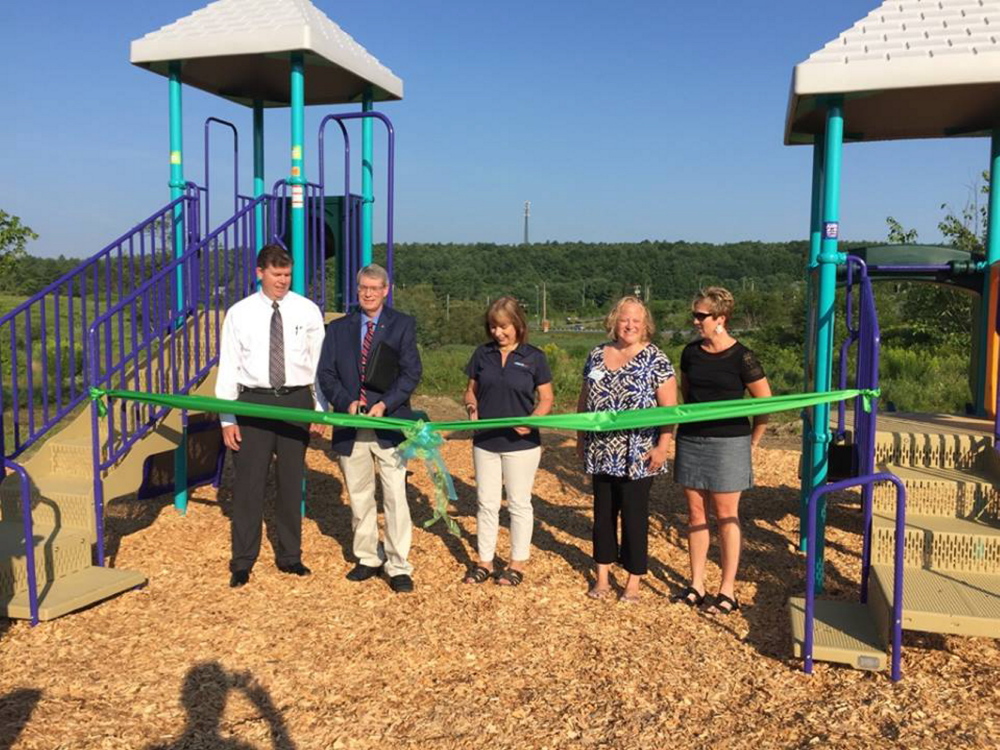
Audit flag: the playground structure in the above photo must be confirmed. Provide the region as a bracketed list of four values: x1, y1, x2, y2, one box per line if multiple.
[788, 0, 1000, 679]
[0, 0, 997, 684]
[0, 0, 401, 623]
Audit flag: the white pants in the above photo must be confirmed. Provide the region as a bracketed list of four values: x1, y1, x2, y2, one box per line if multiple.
[338, 429, 413, 577]
[472, 446, 542, 563]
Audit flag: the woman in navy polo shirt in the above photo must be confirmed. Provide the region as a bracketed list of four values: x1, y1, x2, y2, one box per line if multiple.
[462, 296, 554, 586]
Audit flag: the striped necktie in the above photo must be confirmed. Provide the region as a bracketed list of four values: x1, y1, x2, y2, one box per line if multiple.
[269, 301, 285, 388]
[359, 320, 375, 406]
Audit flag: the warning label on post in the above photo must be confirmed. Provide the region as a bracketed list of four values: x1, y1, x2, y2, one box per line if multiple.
[291, 184, 305, 209]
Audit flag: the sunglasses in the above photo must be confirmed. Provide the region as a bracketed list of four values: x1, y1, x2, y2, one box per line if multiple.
[691, 311, 713, 321]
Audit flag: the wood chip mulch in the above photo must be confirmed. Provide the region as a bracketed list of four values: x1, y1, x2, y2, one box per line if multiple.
[1, 397, 998, 749]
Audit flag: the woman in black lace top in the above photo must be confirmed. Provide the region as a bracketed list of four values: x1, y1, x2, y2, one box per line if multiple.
[671, 287, 771, 615]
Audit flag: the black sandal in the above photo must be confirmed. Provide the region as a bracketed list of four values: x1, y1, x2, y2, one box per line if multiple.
[702, 593, 740, 615]
[494, 569, 524, 587]
[463, 565, 492, 584]
[669, 586, 705, 607]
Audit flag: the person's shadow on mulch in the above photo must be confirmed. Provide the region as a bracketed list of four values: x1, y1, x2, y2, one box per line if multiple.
[147, 661, 295, 750]
[0, 687, 41, 750]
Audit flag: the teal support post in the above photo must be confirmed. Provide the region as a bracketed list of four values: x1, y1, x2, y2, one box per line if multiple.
[168, 62, 188, 514]
[253, 100, 265, 251]
[975, 130, 1000, 414]
[988, 130, 1000, 266]
[799, 139, 825, 549]
[289, 53, 306, 295]
[807, 100, 845, 593]
[361, 87, 374, 266]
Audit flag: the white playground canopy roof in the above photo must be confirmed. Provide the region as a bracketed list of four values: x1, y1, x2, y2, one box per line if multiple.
[130, 0, 403, 107]
[785, 0, 1000, 144]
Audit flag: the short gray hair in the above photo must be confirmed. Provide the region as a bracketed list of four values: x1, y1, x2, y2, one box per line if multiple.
[357, 263, 389, 287]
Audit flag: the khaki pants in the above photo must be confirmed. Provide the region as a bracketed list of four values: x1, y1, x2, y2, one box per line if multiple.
[472, 446, 542, 563]
[338, 429, 413, 577]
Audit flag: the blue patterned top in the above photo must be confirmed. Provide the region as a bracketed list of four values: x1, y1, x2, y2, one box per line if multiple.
[582, 343, 675, 479]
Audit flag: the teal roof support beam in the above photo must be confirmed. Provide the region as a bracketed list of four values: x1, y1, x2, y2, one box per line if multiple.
[988, 130, 1000, 267]
[975, 129, 1000, 415]
[799, 139, 826, 549]
[805, 99, 844, 592]
[289, 52, 306, 295]
[361, 87, 374, 266]
[253, 100, 265, 252]
[168, 61, 188, 515]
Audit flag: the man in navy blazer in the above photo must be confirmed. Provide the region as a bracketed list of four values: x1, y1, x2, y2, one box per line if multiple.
[317, 263, 422, 593]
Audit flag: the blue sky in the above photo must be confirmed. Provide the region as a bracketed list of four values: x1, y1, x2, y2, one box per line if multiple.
[1, 1, 991, 258]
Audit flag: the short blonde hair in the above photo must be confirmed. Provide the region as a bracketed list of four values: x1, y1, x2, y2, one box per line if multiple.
[485, 296, 528, 343]
[357, 263, 389, 287]
[604, 296, 656, 343]
[692, 286, 735, 321]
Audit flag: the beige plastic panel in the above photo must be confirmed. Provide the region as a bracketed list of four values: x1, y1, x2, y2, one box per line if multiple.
[872, 514, 1000, 575]
[0, 522, 92, 596]
[2, 565, 146, 621]
[788, 597, 887, 671]
[873, 464, 1000, 522]
[870, 564, 1000, 638]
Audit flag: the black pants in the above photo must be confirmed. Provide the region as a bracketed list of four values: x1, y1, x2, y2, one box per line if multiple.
[230, 388, 312, 573]
[592, 474, 654, 575]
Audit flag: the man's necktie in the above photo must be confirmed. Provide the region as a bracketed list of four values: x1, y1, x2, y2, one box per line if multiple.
[359, 320, 375, 407]
[269, 301, 285, 388]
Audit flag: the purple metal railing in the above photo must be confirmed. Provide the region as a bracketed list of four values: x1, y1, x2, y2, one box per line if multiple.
[850, 257, 882, 601]
[5, 458, 38, 625]
[203, 117, 245, 236]
[318, 111, 396, 308]
[834, 262, 860, 441]
[268, 179, 327, 309]
[804, 472, 906, 681]
[86, 195, 266, 564]
[0, 187, 203, 460]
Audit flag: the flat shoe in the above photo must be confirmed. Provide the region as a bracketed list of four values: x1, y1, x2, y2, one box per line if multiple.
[463, 565, 493, 584]
[618, 592, 640, 604]
[669, 585, 705, 607]
[229, 570, 250, 588]
[277, 562, 311, 577]
[346, 563, 383, 582]
[494, 569, 524, 587]
[586, 586, 611, 600]
[702, 593, 740, 615]
[389, 574, 414, 593]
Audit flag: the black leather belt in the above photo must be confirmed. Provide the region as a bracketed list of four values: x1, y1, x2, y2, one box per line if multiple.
[239, 385, 310, 396]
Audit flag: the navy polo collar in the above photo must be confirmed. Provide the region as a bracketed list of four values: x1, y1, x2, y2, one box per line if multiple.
[486, 341, 529, 358]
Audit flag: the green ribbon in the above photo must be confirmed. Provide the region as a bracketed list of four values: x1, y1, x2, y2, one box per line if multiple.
[398, 421, 461, 537]
[88, 387, 880, 434]
[88, 386, 879, 533]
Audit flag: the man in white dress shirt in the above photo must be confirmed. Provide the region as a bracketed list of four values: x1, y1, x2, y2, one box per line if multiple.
[216, 244, 325, 588]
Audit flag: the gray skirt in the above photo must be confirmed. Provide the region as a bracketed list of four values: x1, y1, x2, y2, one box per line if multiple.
[674, 434, 753, 492]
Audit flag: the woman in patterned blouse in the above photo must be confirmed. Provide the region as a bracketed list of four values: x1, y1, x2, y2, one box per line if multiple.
[577, 296, 676, 603]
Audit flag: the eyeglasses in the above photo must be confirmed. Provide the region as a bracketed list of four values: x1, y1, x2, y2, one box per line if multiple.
[692, 311, 712, 321]
[358, 284, 385, 295]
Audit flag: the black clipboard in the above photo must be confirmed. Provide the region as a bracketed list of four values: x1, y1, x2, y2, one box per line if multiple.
[363, 341, 400, 393]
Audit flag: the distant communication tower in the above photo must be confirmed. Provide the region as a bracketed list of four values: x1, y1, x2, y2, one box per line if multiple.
[523, 201, 530, 245]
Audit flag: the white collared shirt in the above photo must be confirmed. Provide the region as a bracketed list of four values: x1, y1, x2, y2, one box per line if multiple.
[215, 290, 325, 426]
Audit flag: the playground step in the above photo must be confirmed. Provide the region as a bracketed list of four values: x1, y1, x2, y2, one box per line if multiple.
[871, 512, 1000, 575]
[873, 428, 992, 470]
[787, 597, 887, 671]
[867, 563, 1000, 639]
[0, 521, 92, 597]
[1, 564, 146, 621]
[47, 434, 97, 478]
[0, 474, 96, 540]
[874, 463, 999, 521]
